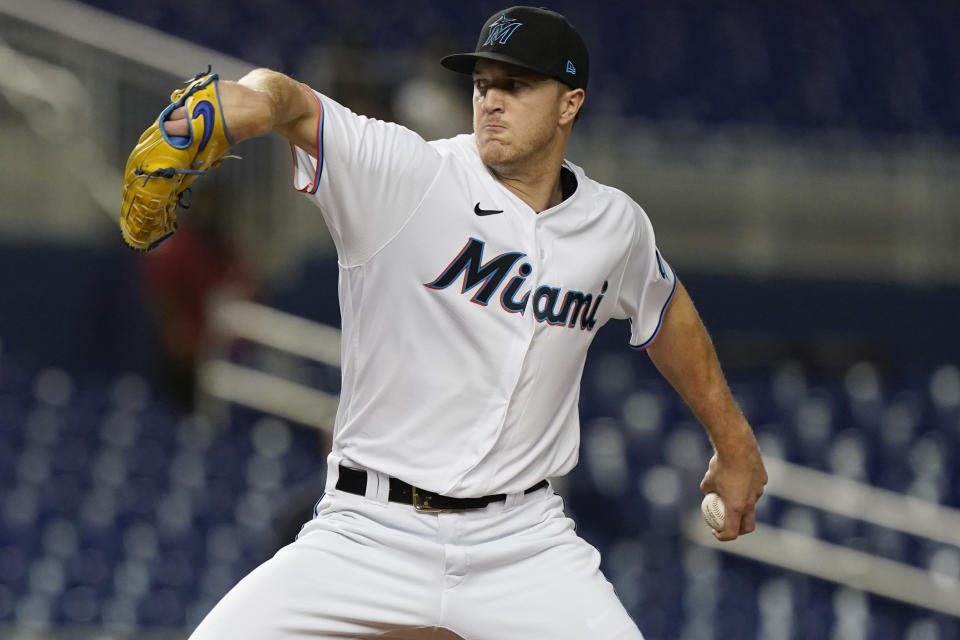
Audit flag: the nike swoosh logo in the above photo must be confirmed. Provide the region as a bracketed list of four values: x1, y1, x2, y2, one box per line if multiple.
[192, 100, 215, 153]
[474, 203, 503, 216]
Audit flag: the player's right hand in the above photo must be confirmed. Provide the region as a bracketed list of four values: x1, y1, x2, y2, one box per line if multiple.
[700, 433, 767, 542]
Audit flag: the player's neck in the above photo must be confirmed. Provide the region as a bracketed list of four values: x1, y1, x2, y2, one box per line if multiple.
[496, 170, 563, 213]
[489, 144, 567, 213]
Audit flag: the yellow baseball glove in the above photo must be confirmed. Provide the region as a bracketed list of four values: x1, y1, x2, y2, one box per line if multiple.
[119, 69, 235, 250]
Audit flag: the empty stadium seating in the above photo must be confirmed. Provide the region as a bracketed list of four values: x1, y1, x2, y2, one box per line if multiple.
[0, 360, 327, 631]
[77, 1, 960, 138]
[1, 345, 958, 638]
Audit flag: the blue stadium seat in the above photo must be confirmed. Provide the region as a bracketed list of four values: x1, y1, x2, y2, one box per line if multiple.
[115, 478, 163, 522]
[0, 393, 25, 436]
[792, 387, 838, 467]
[0, 545, 29, 590]
[32, 368, 75, 409]
[153, 550, 195, 592]
[57, 585, 100, 625]
[66, 549, 112, 591]
[98, 411, 141, 450]
[126, 438, 169, 480]
[138, 587, 184, 626]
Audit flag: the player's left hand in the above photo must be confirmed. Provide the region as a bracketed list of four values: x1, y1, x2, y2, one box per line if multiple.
[119, 69, 237, 250]
[699, 430, 767, 541]
[161, 79, 276, 143]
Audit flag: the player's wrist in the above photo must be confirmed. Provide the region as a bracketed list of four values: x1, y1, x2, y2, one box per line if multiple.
[214, 81, 276, 143]
[709, 420, 760, 461]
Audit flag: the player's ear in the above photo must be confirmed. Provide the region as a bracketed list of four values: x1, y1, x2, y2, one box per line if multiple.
[558, 87, 585, 126]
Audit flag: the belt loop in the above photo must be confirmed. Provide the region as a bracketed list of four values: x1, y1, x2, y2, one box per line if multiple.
[363, 469, 379, 501]
[503, 491, 524, 510]
[325, 455, 342, 494]
[367, 469, 390, 504]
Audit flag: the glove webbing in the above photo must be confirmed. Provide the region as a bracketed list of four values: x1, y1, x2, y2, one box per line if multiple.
[134, 166, 205, 187]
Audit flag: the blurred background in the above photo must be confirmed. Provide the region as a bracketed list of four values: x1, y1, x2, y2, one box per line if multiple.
[1, 0, 959, 638]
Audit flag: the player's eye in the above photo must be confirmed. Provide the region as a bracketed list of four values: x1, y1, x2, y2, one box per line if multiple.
[473, 78, 528, 97]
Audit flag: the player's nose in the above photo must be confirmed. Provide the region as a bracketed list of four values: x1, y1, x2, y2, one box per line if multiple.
[476, 88, 505, 112]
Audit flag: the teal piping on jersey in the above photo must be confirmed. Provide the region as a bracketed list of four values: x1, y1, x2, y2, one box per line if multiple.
[630, 267, 678, 351]
[291, 85, 324, 194]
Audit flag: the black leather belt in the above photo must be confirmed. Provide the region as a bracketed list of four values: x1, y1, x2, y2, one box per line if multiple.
[335, 465, 548, 512]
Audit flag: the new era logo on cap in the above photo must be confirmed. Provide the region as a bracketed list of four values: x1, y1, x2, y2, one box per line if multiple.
[440, 6, 589, 91]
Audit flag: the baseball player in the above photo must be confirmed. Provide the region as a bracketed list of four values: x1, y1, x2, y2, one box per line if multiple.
[162, 6, 766, 639]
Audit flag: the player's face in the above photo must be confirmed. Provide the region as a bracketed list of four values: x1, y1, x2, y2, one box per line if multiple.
[472, 61, 569, 174]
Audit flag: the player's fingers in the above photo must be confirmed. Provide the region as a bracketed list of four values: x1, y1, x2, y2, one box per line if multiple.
[699, 454, 719, 494]
[739, 507, 756, 534]
[166, 106, 187, 121]
[715, 505, 743, 542]
[161, 107, 189, 136]
[163, 117, 189, 137]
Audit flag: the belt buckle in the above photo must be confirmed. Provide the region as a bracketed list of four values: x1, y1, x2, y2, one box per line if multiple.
[411, 487, 449, 513]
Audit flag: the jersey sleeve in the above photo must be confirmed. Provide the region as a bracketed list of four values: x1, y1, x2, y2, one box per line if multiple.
[613, 204, 678, 350]
[290, 87, 444, 266]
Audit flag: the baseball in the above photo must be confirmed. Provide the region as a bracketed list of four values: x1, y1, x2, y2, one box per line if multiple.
[701, 492, 726, 531]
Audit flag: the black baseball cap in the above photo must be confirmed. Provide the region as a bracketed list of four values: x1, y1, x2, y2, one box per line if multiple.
[441, 6, 589, 91]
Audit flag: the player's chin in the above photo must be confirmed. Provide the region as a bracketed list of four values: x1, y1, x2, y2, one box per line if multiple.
[477, 140, 514, 168]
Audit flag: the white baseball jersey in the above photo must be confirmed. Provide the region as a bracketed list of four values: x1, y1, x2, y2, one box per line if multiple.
[291, 88, 676, 498]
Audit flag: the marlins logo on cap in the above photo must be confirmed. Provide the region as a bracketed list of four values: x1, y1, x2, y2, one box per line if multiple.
[483, 15, 524, 46]
[441, 6, 589, 91]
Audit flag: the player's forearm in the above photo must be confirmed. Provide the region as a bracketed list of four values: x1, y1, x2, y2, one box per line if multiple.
[646, 282, 756, 455]
[648, 281, 767, 539]
[236, 68, 319, 149]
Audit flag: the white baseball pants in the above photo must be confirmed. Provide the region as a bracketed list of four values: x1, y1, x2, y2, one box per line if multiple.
[188, 468, 644, 639]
